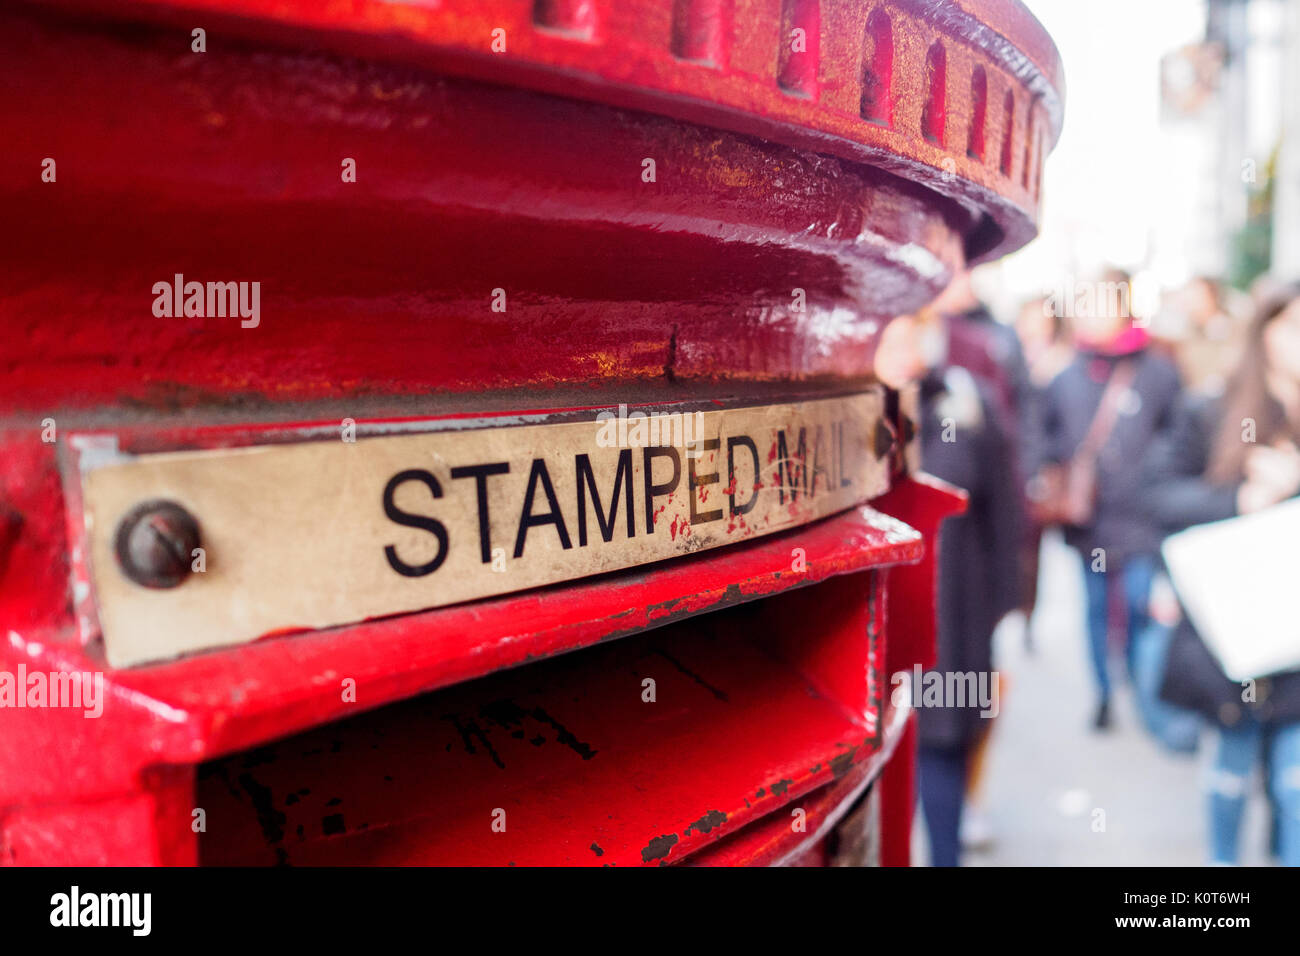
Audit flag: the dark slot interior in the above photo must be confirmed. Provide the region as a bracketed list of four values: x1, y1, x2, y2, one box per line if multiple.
[196, 571, 883, 866]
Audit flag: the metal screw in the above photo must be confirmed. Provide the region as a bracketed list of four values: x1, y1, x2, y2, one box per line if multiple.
[872, 419, 897, 460]
[113, 500, 201, 589]
[899, 414, 917, 446]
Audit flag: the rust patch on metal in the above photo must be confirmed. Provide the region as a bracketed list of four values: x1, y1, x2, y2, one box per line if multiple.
[831, 745, 860, 779]
[684, 809, 727, 835]
[641, 832, 679, 863]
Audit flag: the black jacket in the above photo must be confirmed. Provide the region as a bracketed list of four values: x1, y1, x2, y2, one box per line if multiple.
[1041, 347, 1181, 562]
[1143, 393, 1300, 728]
[1141, 392, 1239, 531]
[917, 366, 1024, 749]
[955, 306, 1042, 479]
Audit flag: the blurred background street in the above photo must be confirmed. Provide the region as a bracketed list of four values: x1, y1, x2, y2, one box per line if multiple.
[915, 532, 1271, 866]
[895, 0, 1300, 868]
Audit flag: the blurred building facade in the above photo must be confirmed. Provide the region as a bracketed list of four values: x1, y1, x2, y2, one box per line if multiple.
[1276, 0, 1300, 275]
[1154, 0, 1292, 288]
[988, 0, 1296, 324]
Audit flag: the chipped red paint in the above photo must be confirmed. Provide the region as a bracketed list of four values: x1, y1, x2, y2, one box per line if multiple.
[195, 573, 897, 866]
[2, 504, 926, 864]
[0, 0, 1054, 865]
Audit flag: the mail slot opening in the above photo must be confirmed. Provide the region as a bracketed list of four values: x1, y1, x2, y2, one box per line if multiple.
[194, 570, 887, 866]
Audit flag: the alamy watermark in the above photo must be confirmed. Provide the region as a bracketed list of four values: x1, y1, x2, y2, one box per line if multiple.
[0, 665, 104, 718]
[1042, 275, 1158, 324]
[891, 665, 1000, 718]
[151, 273, 260, 328]
[50, 886, 150, 936]
[596, 404, 706, 458]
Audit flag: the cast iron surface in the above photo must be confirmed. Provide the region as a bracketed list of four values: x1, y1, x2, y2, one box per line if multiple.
[0, 0, 1043, 865]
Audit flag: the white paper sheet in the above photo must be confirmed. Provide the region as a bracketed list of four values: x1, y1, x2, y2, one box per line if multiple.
[1161, 496, 1300, 682]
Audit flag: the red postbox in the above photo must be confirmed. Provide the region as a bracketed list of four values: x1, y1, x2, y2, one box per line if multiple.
[0, 0, 1061, 865]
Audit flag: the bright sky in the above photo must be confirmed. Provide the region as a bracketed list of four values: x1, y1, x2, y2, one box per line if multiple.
[989, 0, 1210, 306]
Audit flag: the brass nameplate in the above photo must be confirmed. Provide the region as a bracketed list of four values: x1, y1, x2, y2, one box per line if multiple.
[82, 393, 887, 666]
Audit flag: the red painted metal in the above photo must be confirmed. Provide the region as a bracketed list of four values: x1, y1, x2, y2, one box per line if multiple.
[873, 472, 968, 866]
[685, 666, 913, 866]
[196, 573, 893, 866]
[0, 0, 1056, 865]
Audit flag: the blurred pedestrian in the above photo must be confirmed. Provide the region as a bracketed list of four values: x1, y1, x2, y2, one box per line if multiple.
[1147, 284, 1300, 865]
[1012, 295, 1075, 652]
[1150, 275, 1250, 397]
[1015, 295, 1075, 392]
[1036, 269, 1181, 730]
[876, 308, 1023, 866]
[932, 268, 1039, 469]
[931, 269, 1036, 850]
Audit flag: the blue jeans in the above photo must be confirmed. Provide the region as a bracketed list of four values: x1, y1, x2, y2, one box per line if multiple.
[1082, 553, 1155, 702]
[1208, 719, 1300, 866]
[918, 745, 969, 867]
[1130, 621, 1200, 754]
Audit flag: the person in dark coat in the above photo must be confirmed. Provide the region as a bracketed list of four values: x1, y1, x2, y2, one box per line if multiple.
[1039, 271, 1181, 729]
[932, 273, 1038, 848]
[932, 268, 1041, 477]
[1144, 285, 1300, 865]
[877, 308, 1024, 865]
[936, 273, 1046, 672]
